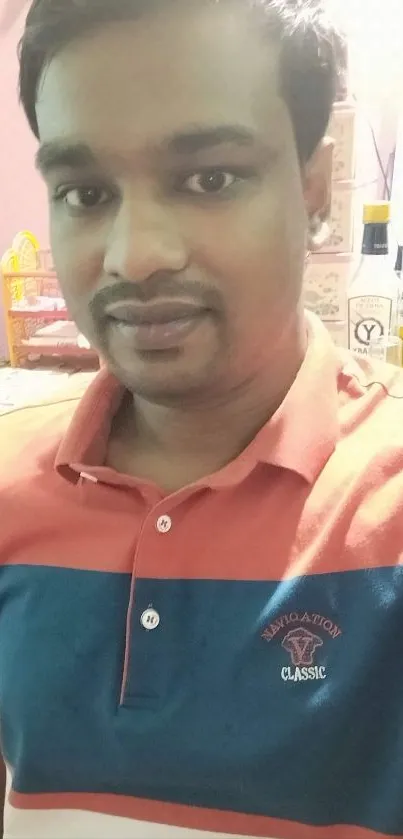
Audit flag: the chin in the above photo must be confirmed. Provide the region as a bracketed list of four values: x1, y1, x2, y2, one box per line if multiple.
[108, 357, 218, 404]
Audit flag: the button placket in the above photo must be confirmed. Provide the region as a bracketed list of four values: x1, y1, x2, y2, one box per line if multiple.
[120, 505, 175, 708]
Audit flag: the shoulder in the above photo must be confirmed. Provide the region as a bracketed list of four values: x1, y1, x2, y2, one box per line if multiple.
[338, 350, 403, 439]
[0, 378, 97, 570]
[322, 351, 403, 554]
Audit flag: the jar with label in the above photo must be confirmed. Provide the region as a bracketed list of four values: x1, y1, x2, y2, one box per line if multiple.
[347, 202, 399, 361]
[367, 335, 402, 367]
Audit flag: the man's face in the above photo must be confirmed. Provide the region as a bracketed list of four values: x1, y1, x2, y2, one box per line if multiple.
[36, 2, 322, 402]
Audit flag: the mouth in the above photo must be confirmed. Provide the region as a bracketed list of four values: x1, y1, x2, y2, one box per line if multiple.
[104, 299, 210, 352]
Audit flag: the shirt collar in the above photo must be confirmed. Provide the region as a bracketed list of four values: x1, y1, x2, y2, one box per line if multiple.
[55, 313, 341, 487]
[248, 312, 342, 483]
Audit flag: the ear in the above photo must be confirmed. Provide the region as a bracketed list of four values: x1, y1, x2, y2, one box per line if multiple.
[303, 138, 334, 251]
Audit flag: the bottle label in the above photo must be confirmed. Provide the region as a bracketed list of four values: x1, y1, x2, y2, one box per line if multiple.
[348, 295, 392, 360]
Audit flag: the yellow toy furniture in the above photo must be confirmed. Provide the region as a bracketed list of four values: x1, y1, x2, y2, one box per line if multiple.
[1, 232, 97, 368]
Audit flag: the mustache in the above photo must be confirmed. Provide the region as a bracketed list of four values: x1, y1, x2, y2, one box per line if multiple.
[89, 275, 224, 321]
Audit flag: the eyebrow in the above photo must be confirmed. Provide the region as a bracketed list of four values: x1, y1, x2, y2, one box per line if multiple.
[164, 125, 256, 154]
[35, 125, 256, 175]
[35, 142, 96, 175]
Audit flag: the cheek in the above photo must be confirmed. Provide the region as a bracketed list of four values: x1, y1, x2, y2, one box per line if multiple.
[50, 217, 104, 308]
[189, 200, 305, 315]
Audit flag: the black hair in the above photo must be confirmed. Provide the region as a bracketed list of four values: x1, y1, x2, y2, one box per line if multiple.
[18, 0, 345, 162]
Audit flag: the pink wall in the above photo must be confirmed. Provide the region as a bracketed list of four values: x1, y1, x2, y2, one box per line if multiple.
[0, 8, 49, 357]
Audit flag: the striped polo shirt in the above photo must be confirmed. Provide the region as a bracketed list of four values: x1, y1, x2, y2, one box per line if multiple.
[1, 313, 403, 839]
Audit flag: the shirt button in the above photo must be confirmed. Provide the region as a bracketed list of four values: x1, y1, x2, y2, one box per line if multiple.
[141, 608, 160, 631]
[156, 515, 172, 534]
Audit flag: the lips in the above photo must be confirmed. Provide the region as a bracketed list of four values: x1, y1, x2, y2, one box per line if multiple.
[104, 299, 206, 326]
[104, 299, 210, 352]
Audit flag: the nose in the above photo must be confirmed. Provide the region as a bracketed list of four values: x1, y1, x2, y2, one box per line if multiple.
[103, 197, 188, 283]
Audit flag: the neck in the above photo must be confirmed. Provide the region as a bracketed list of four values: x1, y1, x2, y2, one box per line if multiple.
[109, 315, 307, 489]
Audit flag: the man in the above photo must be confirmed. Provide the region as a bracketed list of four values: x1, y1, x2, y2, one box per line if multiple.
[1, 0, 403, 837]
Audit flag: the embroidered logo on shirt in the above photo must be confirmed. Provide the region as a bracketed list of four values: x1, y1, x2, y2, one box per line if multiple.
[262, 611, 342, 683]
[282, 627, 323, 666]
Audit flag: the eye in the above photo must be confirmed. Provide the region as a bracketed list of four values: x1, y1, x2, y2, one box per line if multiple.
[180, 170, 239, 195]
[54, 185, 112, 210]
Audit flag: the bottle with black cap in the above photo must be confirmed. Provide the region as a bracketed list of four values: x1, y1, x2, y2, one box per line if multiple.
[348, 202, 399, 360]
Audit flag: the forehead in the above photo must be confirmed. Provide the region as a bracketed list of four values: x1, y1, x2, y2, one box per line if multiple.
[36, 3, 290, 153]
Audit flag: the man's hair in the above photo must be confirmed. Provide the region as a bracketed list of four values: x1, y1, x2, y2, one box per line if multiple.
[18, 0, 344, 163]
